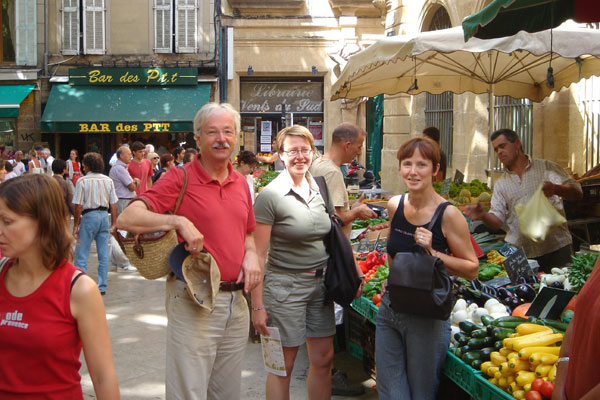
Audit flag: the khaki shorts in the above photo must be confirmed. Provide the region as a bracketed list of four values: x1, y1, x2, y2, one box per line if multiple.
[263, 266, 335, 347]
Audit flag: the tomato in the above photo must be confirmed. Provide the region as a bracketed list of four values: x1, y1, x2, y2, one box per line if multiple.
[512, 303, 531, 318]
[540, 380, 554, 398]
[525, 390, 542, 400]
[531, 378, 544, 393]
[372, 293, 382, 305]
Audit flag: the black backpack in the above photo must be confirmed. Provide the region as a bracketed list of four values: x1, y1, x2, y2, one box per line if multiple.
[314, 176, 362, 307]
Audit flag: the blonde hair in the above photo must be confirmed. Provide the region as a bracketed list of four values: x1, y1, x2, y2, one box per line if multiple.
[276, 125, 315, 153]
[193, 102, 240, 136]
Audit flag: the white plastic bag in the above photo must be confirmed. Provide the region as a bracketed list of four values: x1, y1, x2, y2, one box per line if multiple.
[515, 184, 566, 243]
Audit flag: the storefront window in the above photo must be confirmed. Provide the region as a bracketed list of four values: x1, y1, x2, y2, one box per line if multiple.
[0, 119, 16, 157]
[240, 79, 324, 156]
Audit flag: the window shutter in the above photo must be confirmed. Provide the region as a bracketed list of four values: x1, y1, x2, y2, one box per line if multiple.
[175, 0, 198, 53]
[154, 0, 172, 53]
[83, 0, 105, 55]
[15, 0, 37, 66]
[62, 0, 80, 55]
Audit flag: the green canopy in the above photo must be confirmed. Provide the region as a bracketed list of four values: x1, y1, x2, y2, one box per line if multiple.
[462, 0, 582, 41]
[0, 84, 35, 117]
[41, 84, 211, 133]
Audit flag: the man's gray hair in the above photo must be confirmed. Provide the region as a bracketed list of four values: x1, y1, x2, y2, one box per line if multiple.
[42, 148, 51, 155]
[116, 146, 129, 159]
[193, 103, 240, 136]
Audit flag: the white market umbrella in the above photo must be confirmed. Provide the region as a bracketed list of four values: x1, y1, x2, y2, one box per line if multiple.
[331, 26, 600, 168]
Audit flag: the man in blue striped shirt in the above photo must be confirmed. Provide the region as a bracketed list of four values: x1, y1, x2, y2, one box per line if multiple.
[73, 152, 119, 296]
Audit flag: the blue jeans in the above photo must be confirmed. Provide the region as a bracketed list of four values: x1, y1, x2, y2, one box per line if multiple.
[375, 292, 450, 400]
[74, 210, 110, 291]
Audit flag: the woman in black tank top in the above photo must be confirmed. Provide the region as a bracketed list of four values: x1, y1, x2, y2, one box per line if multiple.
[375, 138, 478, 400]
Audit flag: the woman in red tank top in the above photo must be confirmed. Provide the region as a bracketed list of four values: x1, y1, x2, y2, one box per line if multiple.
[67, 149, 82, 186]
[0, 174, 119, 399]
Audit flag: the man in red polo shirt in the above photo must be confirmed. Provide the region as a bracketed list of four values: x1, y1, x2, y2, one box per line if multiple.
[117, 102, 261, 400]
[127, 141, 153, 195]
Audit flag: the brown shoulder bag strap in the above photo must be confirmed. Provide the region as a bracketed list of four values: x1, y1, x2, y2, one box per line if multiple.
[173, 166, 189, 214]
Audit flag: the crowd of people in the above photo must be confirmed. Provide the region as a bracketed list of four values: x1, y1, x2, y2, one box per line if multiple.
[0, 102, 598, 400]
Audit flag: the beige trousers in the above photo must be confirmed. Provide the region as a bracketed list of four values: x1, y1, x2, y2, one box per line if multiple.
[165, 277, 249, 400]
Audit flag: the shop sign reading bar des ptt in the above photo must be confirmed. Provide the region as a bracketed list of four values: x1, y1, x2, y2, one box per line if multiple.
[68, 68, 197, 86]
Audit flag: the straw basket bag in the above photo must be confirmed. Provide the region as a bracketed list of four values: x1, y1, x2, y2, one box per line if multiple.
[113, 167, 188, 280]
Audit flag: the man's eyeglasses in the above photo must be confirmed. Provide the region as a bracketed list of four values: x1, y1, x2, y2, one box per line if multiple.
[283, 149, 312, 156]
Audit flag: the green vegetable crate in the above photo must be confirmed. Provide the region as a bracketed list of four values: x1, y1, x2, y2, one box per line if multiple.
[351, 296, 378, 324]
[442, 351, 482, 398]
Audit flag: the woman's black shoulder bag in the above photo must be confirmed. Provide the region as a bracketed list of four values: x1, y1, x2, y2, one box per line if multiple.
[388, 201, 454, 320]
[314, 176, 361, 307]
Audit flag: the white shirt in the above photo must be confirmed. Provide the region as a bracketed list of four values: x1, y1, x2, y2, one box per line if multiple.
[46, 156, 55, 176]
[10, 161, 26, 176]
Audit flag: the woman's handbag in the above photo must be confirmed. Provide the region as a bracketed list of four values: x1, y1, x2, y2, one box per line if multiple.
[113, 167, 188, 280]
[387, 201, 454, 320]
[314, 176, 362, 307]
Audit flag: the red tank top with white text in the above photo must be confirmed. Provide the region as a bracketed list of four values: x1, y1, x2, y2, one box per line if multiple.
[0, 259, 84, 399]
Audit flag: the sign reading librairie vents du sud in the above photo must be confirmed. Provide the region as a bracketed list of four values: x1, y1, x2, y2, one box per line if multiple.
[240, 82, 323, 113]
[68, 68, 197, 86]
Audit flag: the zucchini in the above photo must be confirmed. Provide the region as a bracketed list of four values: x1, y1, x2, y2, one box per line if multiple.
[454, 347, 464, 358]
[480, 314, 495, 326]
[491, 316, 528, 326]
[462, 351, 481, 364]
[494, 340, 504, 350]
[467, 338, 487, 350]
[454, 332, 470, 344]
[492, 327, 516, 340]
[479, 347, 496, 361]
[495, 320, 525, 329]
[539, 318, 569, 332]
[456, 335, 470, 347]
[459, 321, 485, 334]
[471, 359, 483, 370]
[471, 328, 489, 339]
[483, 336, 496, 347]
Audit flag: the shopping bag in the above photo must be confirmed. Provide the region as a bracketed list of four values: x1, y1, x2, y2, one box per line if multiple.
[516, 184, 566, 243]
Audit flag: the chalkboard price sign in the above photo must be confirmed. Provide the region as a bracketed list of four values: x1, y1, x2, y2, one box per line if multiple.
[504, 248, 535, 284]
[526, 287, 576, 320]
[454, 170, 464, 185]
[441, 178, 452, 196]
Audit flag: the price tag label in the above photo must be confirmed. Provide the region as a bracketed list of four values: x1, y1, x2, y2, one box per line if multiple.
[441, 178, 452, 196]
[499, 243, 518, 257]
[484, 276, 512, 288]
[453, 170, 464, 185]
[503, 248, 535, 285]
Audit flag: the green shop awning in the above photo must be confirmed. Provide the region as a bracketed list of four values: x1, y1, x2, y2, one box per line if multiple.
[0, 84, 36, 118]
[41, 84, 211, 133]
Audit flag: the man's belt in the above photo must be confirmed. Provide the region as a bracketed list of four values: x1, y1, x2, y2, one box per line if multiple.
[171, 273, 244, 292]
[82, 206, 109, 216]
[219, 281, 244, 291]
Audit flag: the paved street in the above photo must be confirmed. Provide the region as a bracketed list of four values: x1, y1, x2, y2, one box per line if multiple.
[79, 245, 378, 399]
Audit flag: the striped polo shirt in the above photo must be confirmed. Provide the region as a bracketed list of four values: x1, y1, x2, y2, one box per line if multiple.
[73, 172, 119, 210]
